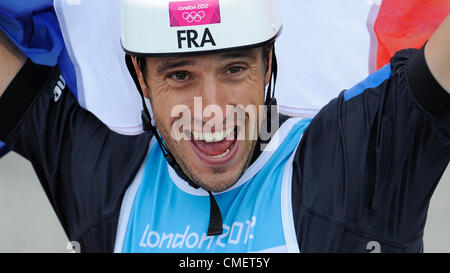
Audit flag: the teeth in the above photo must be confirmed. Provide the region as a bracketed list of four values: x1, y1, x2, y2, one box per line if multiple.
[192, 127, 234, 143]
[209, 148, 231, 159]
[204, 132, 215, 143]
[192, 131, 203, 141]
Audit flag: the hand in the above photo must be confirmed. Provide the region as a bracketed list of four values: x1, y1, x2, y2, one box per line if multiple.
[0, 29, 26, 96]
[425, 13, 450, 94]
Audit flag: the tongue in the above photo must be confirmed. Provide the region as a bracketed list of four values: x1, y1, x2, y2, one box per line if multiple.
[192, 139, 234, 156]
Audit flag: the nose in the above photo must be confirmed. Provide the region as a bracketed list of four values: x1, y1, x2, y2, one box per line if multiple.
[199, 75, 222, 107]
[193, 75, 227, 129]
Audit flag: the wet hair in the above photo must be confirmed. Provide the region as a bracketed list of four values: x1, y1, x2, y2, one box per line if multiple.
[261, 41, 274, 72]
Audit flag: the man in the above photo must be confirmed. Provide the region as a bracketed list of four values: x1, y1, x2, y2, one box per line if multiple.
[0, 0, 449, 253]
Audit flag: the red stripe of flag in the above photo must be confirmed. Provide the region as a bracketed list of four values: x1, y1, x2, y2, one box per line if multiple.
[374, 0, 450, 69]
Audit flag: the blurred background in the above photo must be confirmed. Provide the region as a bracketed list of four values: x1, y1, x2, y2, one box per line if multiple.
[0, 152, 449, 252]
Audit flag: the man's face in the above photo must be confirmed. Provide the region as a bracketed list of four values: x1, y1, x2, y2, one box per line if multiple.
[133, 47, 271, 192]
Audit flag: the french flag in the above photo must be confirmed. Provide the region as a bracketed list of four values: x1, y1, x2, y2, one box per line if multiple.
[0, 0, 449, 158]
[0, 0, 77, 157]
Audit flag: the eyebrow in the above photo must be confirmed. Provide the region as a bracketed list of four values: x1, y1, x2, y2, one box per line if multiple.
[156, 50, 256, 74]
[157, 60, 194, 75]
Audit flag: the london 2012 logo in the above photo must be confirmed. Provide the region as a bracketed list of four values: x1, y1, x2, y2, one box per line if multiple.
[170, 0, 221, 27]
[182, 11, 206, 23]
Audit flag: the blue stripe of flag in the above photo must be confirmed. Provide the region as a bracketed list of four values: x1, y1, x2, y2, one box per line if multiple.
[0, 1, 78, 159]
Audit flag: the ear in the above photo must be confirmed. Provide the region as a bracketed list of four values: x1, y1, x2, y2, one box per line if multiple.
[264, 48, 273, 86]
[131, 56, 151, 98]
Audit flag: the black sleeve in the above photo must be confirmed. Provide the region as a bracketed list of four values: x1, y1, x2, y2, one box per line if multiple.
[0, 60, 151, 252]
[293, 48, 450, 252]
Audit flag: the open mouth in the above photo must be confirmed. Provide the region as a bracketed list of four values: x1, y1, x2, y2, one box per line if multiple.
[188, 126, 240, 165]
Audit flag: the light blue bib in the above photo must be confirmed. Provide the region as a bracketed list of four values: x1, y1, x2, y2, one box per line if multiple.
[120, 118, 310, 253]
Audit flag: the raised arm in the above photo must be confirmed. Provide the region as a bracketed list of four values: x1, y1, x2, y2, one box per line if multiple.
[425, 14, 450, 94]
[0, 29, 26, 96]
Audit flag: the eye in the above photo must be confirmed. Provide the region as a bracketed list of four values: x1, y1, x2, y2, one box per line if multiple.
[227, 66, 245, 74]
[169, 71, 189, 81]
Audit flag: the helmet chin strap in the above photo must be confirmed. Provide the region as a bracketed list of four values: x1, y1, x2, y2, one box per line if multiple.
[265, 45, 278, 106]
[265, 45, 279, 135]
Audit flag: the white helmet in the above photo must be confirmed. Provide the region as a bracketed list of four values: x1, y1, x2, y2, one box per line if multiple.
[121, 0, 282, 56]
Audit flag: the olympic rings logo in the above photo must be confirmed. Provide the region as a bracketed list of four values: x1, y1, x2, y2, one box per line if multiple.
[182, 11, 206, 23]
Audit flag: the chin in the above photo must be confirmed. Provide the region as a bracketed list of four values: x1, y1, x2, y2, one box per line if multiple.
[199, 171, 243, 192]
